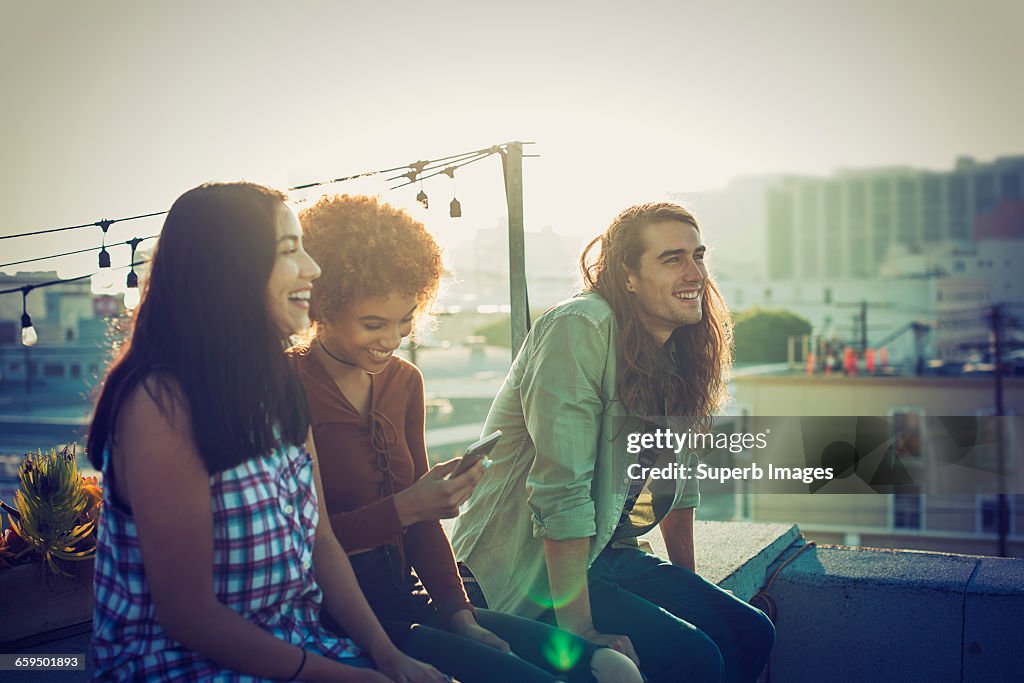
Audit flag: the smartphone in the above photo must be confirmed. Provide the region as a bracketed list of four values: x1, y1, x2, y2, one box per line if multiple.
[449, 430, 502, 478]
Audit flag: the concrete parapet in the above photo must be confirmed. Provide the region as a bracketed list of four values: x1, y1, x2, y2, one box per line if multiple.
[766, 545, 1024, 682]
[643, 520, 800, 600]
[963, 557, 1024, 681]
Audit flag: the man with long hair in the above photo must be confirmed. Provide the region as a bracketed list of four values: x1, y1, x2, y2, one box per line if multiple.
[451, 203, 774, 683]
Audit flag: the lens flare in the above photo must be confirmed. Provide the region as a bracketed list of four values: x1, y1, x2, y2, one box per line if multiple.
[541, 630, 585, 672]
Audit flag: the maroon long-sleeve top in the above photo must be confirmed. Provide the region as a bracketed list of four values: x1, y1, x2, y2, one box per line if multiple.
[297, 350, 473, 621]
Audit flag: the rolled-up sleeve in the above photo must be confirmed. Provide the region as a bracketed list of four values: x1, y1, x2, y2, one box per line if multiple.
[520, 313, 607, 540]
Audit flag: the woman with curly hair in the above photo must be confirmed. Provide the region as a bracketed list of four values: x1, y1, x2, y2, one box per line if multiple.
[87, 183, 446, 682]
[294, 195, 642, 683]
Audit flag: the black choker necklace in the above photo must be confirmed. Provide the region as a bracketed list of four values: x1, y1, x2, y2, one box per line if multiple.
[318, 339, 358, 367]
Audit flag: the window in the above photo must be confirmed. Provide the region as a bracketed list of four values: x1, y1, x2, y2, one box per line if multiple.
[70, 364, 81, 378]
[44, 363, 65, 378]
[977, 494, 1015, 534]
[894, 493, 923, 529]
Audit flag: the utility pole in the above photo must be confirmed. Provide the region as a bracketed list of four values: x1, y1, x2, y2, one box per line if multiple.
[860, 300, 868, 352]
[989, 304, 1009, 557]
[502, 142, 530, 358]
[836, 299, 890, 357]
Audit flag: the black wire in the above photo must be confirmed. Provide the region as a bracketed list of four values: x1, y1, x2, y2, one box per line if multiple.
[1, 141, 521, 289]
[3, 144, 512, 237]
[389, 152, 497, 190]
[384, 148, 499, 183]
[0, 235, 158, 270]
[0, 260, 148, 296]
[0, 212, 166, 242]
[288, 144, 503, 192]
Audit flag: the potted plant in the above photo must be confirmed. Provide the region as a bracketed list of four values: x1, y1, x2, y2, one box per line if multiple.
[0, 445, 102, 646]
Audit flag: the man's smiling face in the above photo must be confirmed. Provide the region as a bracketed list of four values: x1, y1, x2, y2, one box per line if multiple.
[624, 220, 707, 345]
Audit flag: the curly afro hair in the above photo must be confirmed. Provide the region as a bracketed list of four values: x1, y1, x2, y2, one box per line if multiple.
[299, 194, 443, 332]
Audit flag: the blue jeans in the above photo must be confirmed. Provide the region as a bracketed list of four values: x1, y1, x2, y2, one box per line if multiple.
[544, 546, 774, 683]
[337, 546, 601, 683]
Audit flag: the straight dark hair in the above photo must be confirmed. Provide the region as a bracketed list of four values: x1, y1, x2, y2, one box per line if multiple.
[87, 182, 311, 474]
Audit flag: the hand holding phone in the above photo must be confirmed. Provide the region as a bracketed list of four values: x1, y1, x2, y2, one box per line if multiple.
[394, 431, 502, 525]
[448, 430, 502, 479]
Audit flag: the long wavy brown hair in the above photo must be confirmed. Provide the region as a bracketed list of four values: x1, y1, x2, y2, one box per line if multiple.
[580, 202, 733, 426]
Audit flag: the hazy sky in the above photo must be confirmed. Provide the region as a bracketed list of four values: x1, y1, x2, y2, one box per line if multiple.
[2, 0, 1022, 281]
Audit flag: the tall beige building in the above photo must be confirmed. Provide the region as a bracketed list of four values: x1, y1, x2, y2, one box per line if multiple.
[766, 155, 1024, 280]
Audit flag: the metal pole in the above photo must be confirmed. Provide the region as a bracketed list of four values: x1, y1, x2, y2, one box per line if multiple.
[502, 142, 529, 358]
[861, 300, 868, 352]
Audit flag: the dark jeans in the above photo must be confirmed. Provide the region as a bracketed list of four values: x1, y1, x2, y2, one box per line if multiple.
[550, 546, 774, 683]
[335, 546, 601, 683]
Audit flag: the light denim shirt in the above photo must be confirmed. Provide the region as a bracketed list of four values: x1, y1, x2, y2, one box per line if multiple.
[450, 291, 699, 617]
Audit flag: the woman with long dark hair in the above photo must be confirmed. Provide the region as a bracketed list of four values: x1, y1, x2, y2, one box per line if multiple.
[293, 194, 642, 683]
[87, 182, 446, 682]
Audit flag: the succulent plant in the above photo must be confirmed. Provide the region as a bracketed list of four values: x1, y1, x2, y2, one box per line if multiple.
[6, 446, 97, 576]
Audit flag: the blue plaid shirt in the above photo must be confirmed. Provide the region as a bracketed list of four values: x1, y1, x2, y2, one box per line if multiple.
[91, 442, 361, 681]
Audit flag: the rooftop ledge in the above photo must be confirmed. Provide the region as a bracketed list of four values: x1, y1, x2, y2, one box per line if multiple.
[17, 520, 1024, 682]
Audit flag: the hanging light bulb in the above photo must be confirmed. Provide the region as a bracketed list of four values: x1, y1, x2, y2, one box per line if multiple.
[21, 318, 38, 347]
[123, 237, 142, 311]
[93, 219, 115, 291]
[124, 269, 140, 311]
[20, 286, 37, 347]
[443, 167, 461, 218]
[123, 287, 141, 311]
[416, 188, 429, 210]
[93, 247, 115, 292]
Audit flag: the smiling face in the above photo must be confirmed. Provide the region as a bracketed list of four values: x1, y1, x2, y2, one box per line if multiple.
[624, 220, 707, 345]
[320, 292, 418, 374]
[265, 204, 322, 337]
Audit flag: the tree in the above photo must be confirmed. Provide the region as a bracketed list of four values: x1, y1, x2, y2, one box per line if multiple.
[473, 310, 546, 348]
[473, 315, 513, 348]
[732, 308, 812, 364]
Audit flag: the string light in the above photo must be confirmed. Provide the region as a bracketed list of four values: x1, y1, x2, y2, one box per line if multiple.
[416, 186, 429, 210]
[0, 211, 166, 242]
[123, 238, 143, 311]
[20, 286, 37, 347]
[1, 141, 535, 345]
[94, 219, 115, 291]
[443, 167, 461, 218]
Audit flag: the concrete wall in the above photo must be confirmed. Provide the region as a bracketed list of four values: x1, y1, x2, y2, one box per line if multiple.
[767, 545, 1024, 682]
[732, 374, 1024, 417]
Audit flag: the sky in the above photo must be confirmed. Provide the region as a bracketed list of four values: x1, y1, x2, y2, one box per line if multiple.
[2, 0, 1022, 285]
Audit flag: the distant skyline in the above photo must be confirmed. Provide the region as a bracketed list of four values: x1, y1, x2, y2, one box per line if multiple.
[2, 1, 1022, 283]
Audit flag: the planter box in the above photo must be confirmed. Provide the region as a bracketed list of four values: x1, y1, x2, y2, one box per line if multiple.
[0, 559, 94, 647]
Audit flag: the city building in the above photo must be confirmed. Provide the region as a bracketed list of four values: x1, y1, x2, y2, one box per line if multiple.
[765, 155, 1024, 280]
[725, 370, 1024, 557]
[0, 272, 122, 393]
